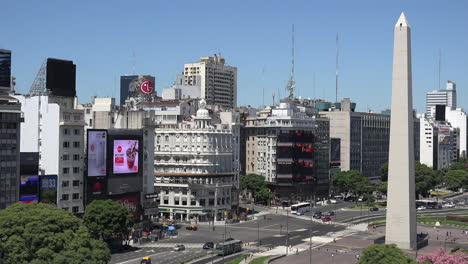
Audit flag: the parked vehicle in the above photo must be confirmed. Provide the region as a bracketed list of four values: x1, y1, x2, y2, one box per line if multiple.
[203, 242, 214, 249]
[322, 217, 331, 222]
[369, 207, 379, 211]
[174, 244, 185, 251]
[323, 211, 335, 216]
[140, 257, 152, 264]
[186, 225, 198, 231]
[417, 206, 426, 210]
[313, 212, 322, 219]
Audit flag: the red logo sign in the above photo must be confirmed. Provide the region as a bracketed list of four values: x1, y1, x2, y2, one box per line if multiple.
[140, 80, 154, 94]
[117, 146, 122, 153]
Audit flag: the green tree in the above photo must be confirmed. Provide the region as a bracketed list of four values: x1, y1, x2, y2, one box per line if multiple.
[358, 244, 416, 264]
[449, 157, 468, 171]
[0, 203, 110, 264]
[444, 170, 468, 191]
[415, 162, 437, 198]
[380, 162, 388, 182]
[334, 170, 371, 198]
[255, 187, 273, 204]
[83, 200, 133, 242]
[375, 181, 388, 195]
[240, 174, 268, 201]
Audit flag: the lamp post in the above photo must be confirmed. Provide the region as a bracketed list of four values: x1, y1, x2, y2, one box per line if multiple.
[286, 209, 289, 255]
[309, 196, 313, 264]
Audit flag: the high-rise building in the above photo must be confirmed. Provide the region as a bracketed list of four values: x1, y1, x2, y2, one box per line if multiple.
[426, 80, 457, 116]
[15, 95, 85, 213]
[154, 100, 240, 222]
[445, 107, 467, 158]
[183, 55, 237, 109]
[320, 98, 419, 182]
[0, 82, 22, 209]
[242, 100, 330, 200]
[0, 49, 11, 90]
[120, 75, 156, 105]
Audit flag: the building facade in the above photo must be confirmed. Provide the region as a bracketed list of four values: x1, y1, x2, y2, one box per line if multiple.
[183, 55, 237, 109]
[426, 80, 457, 117]
[0, 92, 22, 209]
[154, 101, 240, 222]
[242, 101, 330, 201]
[15, 95, 85, 213]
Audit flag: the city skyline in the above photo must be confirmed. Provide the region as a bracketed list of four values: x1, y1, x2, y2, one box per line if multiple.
[2, 0, 468, 113]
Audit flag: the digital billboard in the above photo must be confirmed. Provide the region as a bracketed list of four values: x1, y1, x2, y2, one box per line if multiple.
[19, 175, 39, 203]
[87, 130, 107, 177]
[39, 175, 57, 204]
[113, 140, 139, 174]
[111, 194, 140, 220]
[46, 58, 76, 97]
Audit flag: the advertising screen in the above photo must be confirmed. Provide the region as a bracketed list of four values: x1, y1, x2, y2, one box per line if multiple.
[112, 195, 139, 220]
[39, 175, 57, 204]
[87, 130, 107, 177]
[19, 175, 39, 203]
[113, 140, 139, 174]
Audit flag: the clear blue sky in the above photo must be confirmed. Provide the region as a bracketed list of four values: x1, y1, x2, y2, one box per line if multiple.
[2, 0, 468, 113]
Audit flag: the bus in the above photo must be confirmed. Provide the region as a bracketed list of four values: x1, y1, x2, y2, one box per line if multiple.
[291, 202, 311, 215]
[214, 240, 242, 256]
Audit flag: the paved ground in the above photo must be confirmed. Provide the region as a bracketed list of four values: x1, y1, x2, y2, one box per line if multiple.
[110, 247, 209, 264]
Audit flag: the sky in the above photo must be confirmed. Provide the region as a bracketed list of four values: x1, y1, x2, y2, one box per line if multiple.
[2, 0, 468, 113]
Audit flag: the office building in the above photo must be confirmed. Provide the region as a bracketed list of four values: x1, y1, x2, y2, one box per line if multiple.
[29, 58, 76, 98]
[445, 107, 467, 158]
[162, 75, 201, 100]
[242, 100, 330, 200]
[0, 70, 22, 209]
[15, 95, 85, 213]
[426, 80, 457, 117]
[0, 49, 11, 90]
[320, 98, 419, 182]
[183, 55, 237, 109]
[154, 100, 240, 222]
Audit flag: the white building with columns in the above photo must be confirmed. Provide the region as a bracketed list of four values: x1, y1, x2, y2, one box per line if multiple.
[154, 100, 240, 222]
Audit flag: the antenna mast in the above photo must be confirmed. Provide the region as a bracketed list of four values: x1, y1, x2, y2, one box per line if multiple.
[438, 49, 441, 90]
[286, 24, 295, 100]
[132, 51, 136, 75]
[335, 33, 339, 103]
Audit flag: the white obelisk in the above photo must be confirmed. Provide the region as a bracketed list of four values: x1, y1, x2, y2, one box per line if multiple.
[385, 12, 417, 250]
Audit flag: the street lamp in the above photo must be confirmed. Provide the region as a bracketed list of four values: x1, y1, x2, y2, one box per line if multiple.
[257, 222, 260, 248]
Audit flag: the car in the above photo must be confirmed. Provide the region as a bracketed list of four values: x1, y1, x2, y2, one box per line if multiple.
[140, 256, 152, 264]
[225, 237, 234, 241]
[313, 212, 322, 219]
[357, 197, 363, 202]
[322, 211, 334, 216]
[369, 207, 379, 211]
[417, 206, 426, 210]
[186, 225, 198, 231]
[173, 244, 185, 251]
[443, 203, 455, 208]
[322, 217, 331, 222]
[329, 199, 338, 204]
[203, 242, 214, 249]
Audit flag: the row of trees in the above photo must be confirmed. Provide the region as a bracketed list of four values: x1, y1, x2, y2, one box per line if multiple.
[0, 200, 133, 264]
[380, 159, 468, 197]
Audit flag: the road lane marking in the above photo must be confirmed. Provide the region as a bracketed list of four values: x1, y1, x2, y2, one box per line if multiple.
[295, 228, 308, 232]
[290, 235, 301, 240]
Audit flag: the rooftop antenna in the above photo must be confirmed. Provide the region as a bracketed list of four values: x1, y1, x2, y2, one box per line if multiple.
[313, 72, 316, 99]
[286, 24, 295, 100]
[438, 48, 442, 90]
[335, 33, 339, 103]
[272, 92, 275, 105]
[132, 51, 136, 75]
[262, 67, 265, 106]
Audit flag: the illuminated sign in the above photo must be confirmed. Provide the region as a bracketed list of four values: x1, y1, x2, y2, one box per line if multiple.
[87, 130, 107, 177]
[140, 80, 154, 94]
[39, 175, 57, 204]
[112, 195, 139, 220]
[113, 140, 139, 174]
[19, 175, 39, 203]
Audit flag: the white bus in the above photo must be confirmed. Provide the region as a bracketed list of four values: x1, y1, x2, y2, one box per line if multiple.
[291, 202, 311, 214]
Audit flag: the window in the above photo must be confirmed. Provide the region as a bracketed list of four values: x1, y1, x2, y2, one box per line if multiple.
[72, 206, 79, 213]
[62, 194, 69, 200]
[209, 199, 215, 206]
[73, 154, 80, 160]
[63, 128, 69, 135]
[72, 193, 80, 200]
[62, 181, 69, 187]
[74, 129, 80, 135]
[73, 167, 80, 173]
[63, 141, 70, 148]
[86, 109, 91, 114]
[72, 180, 80, 187]
[73, 141, 80, 148]
[63, 154, 69, 161]
[63, 167, 70, 174]
[199, 199, 206, 206]
[89, 119, 93, 126]
[191, 191, 197, 196]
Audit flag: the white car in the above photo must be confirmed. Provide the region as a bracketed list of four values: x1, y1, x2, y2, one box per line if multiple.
[417, 206, 426, 210]
[443, 203, 455, 208]
[330, 199, 337, 204]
